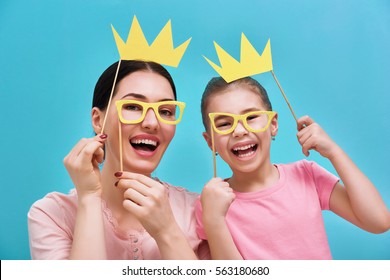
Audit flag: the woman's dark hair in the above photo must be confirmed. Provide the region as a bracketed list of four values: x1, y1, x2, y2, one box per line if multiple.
[92, 60, 177, 110]
[200, 76, 273, 130]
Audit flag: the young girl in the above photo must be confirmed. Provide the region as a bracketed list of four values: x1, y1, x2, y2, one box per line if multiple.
[195, 76, 390, 260]
[28, 60, 208, 259]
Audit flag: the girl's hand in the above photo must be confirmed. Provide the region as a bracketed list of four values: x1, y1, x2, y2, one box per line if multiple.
[297, 116, 339, 159]
[63, 134, 107, 198]
[201, 177, 235, 224]
[115, 172, 176, 239]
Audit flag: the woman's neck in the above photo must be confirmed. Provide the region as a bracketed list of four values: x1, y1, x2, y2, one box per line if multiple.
[99, 161, 144, 231]
[228, 161, 279, 193]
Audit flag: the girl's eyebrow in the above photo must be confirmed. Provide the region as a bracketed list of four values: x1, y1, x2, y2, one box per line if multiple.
[241, 107, 262, 113]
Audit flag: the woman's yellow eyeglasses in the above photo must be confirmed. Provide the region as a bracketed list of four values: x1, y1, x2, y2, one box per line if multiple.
[209, 111, 277, 135]
[115, 100, 186, 125]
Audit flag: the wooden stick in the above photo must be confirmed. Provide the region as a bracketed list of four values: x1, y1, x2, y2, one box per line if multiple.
[101, 59, 122, 134]
[271, 70, 298, 123]
[211, 125, 217, 178]
[118, 119, 123, 172]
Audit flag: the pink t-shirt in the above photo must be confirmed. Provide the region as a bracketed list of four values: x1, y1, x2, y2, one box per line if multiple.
[28, 181, 209, 260]
[195, 160, 339, 260]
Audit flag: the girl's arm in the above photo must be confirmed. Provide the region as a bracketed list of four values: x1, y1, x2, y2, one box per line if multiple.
[200, 178, 243, 260]
[63, 135, 108, 259]
[116, 172, 198, 259]
[297, 116, 390, 233]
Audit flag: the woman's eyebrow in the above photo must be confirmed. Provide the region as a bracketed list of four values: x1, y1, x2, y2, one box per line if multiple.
[121, 93, 147, 100]
[121, 93, 175, 102]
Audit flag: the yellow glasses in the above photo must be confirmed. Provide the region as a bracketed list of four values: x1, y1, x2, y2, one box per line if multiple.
[115, 100, 186, 125]
[209, 111, 276, 135]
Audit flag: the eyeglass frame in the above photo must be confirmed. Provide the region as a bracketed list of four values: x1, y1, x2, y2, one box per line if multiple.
[208, 111, 277, 135]
[115, 99, 186, 125]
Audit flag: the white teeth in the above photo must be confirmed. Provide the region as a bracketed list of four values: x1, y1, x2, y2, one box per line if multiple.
[237, 150, 255, 158]
[131, 139, 157, 146]
[233, 144, 255, 151]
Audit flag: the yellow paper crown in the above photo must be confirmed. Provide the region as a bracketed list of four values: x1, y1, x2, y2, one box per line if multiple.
[203, 34, 273, 82]
[111, 16, 192, 67]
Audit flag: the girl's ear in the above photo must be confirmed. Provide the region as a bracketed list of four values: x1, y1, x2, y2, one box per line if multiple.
[92, 107, 104, 134]
[202, 131, 213, 151]
[271, 113, 279, 137]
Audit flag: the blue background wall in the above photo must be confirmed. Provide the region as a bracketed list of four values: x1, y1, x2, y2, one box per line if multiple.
[0, 0, 389, 259]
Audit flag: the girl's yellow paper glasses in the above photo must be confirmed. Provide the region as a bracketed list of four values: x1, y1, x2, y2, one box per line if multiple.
[209, 111, 276, 135]
[208, 110, 276, 177]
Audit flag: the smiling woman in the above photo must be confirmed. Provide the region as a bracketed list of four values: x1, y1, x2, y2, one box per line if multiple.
[27, 60, 209, 260]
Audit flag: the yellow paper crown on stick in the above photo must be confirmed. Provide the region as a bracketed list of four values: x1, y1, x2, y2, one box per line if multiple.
[203, 34, 273, 82]
[111, 16, 192, 67]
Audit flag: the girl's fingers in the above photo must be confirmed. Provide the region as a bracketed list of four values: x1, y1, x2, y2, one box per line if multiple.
[297, 115, 315, 131]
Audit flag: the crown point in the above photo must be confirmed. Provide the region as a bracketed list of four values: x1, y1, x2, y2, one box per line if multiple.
[111, 16, 191, 67]
[204, 35, 274, 82]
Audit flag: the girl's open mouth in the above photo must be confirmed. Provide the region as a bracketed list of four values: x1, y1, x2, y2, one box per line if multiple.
[231, 143, 258, 158]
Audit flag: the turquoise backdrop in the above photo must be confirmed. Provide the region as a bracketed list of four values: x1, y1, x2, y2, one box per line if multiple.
[0, 0, 389, 259]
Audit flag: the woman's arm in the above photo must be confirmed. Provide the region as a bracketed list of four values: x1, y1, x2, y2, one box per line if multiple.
[297, 116, 390, 233]
[64, 135, 108, 259]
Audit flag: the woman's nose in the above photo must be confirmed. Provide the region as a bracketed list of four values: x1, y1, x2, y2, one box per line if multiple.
[141, 108, 159, 130]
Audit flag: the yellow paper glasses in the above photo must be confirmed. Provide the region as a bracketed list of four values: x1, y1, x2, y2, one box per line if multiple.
[209, 111, 276, 135]
[115, 99, 185, 172]
[208, 110, 276, 178]
[116, 99, 186, 125]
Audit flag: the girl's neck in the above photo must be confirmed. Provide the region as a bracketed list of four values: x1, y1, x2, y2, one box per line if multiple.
[228, 161, 279, 193]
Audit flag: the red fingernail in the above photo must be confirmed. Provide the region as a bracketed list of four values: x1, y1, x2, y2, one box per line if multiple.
[114, 181, 118, 187]
[114, 172, 122, 177]
[100, 134, 108, 139]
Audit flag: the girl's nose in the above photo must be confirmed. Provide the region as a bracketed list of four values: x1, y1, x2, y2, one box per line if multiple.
[232, 121, 248, 138]
[141, 108, 159, 130]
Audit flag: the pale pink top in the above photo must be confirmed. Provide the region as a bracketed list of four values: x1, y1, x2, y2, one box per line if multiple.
[28, 181, 209, 260]
[196, 160, 339, 260]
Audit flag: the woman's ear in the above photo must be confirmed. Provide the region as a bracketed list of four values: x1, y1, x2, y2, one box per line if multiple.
[271, 113, 279, 137]
[202, 131, 213, 151]
[91, 107, 104, 134]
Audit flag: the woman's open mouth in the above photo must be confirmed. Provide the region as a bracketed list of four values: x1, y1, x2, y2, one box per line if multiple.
[130, 138, 159, 152]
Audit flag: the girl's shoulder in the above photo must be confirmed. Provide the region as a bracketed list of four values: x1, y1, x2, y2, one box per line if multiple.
[276, 159, 320, 175]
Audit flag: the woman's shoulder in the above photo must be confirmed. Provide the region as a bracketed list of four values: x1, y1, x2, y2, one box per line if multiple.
[29, 189, 78, 217]
[159, 180, 199, 205]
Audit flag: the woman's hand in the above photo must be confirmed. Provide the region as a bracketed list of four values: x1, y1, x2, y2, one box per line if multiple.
[63, 134, 107, 198]
[297, 115, 339, 159]
[115, 172, 176, 238]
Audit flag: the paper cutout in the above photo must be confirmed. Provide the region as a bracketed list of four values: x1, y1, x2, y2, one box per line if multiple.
[111, 16, 192, 67]
[203, 34, 273, 83]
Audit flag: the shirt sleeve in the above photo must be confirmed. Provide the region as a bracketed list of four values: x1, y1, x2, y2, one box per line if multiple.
[194, 198, 207, 240]
[27, 194, 74, 259]
[303, 160, 340, 210]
